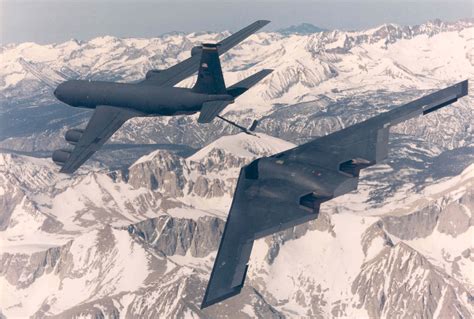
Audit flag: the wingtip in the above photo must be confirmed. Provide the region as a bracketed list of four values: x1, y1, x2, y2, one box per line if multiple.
[459, 79, 468, 97]
[59, 167, 73, 174]
[200, 286, 243, 309]
[259, 69, 274, 77]
[256, 20, 271, 25]
[200, 301, 212, 310]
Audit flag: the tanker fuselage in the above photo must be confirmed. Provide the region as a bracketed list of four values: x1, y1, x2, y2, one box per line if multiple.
[54, 80, 233, 116]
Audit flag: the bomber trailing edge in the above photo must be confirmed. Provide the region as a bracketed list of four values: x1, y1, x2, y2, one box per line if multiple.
[200, 80, 469, 308]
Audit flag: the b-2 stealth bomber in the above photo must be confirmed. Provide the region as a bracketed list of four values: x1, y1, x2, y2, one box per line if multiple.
[52, 20, 271, 173]
[201, 80, 468, 308]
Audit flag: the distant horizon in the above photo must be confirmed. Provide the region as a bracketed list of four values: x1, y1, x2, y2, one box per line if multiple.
[3, 18, 472, 47]
[1, 0, 472, 45]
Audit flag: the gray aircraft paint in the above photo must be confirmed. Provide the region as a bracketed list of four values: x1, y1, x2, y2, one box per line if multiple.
[200, 80, 469, 308]
[52, 20, 272, 173]
[54, 81, 233, 115]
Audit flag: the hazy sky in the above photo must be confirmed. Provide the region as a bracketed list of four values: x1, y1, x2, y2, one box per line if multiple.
[1, 1, 472, 45]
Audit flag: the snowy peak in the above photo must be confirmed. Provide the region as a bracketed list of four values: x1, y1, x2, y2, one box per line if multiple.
[2, 19, 472, 98]
[278, 23, 328, 35]
[1, 18, 472, 157]
[1, 18, 474, 318]
[353, 242, 473, 318]
[343, 18, 474, 47]
[128, 215, 224, 258]
[124, 133, 295, 212]
[187, 133, 295, 162]
[1, 226, 155, 318]
[0, 140, 473, 317]
[185, 133, 295, 176]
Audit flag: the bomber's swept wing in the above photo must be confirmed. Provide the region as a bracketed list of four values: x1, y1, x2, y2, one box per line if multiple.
[201, 80, 468, 308]
[53, 106, 143, 173]
[142, 20, 270, 87]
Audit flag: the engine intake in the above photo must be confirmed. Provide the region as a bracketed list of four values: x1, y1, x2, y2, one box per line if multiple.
[52, 149, 72, 165]
[65, 129, 84, 145]
[299, 192, 331, 211]
[338, 158, 372, 177]
[145, 69, 163, 80]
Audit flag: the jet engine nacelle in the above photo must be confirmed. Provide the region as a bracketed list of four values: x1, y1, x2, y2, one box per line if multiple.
[191, 46, 202, 57]
[65, 129, 84, 145]
[245, 156, 352, 197]
[145, 69, 163, 80]
[52, 149, 72, 165]
[249, 157, 318, 183]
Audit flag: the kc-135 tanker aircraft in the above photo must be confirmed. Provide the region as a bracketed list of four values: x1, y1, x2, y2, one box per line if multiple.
[52, 20, 271, 173]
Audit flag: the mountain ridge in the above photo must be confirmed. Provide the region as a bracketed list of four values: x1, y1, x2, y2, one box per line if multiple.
[0, 18, 473, 318]
[1, 130, 473, 317]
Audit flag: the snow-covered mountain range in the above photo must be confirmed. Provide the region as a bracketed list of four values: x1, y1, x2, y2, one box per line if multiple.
[0, 19, 473, 318]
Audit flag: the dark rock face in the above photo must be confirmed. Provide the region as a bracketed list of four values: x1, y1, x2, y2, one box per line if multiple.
[382, 204, 441, 240]
[437, 190, 474, 237]
[352, 242, 472, 319]
[33, 297, 121, 319]
[382, 188, 474, 240]
[1, 19, 473, 318]
[124, 148, 245, 200]
[127, 151, 188, 197]
[360, 221, 393, 257]
[128, 215, 225, 258]
[0, 242, 70, 288]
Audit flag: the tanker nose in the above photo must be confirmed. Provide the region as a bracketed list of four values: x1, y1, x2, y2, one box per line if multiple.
[54, 82, 66, 102]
